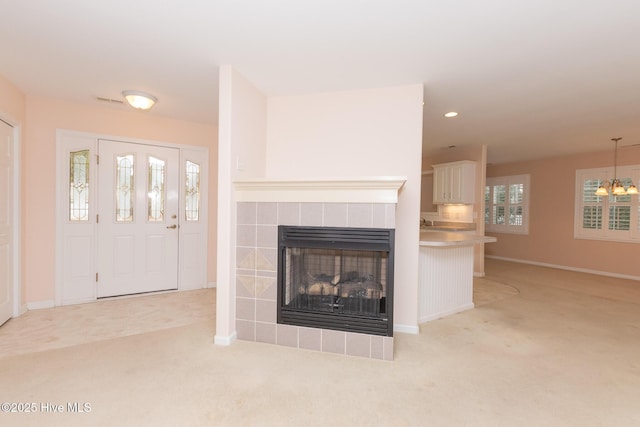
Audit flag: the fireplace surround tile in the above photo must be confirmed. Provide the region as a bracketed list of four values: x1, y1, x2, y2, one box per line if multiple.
[237, 202, 256, 225]
[255, 276, 276, 300]
[322, 329, 346, 354]
[236, 319, 255, 341]
[370, 336, 383, 360]
[277, 203, 300, 225]
[236, 275, 255, 298]
[255, 248, 277, 272]
[255, 300, 277, 323]
[236, 297, 256, 321]
[237, 224, 256, 247]
[257, 202, 277, 225]
[298, 327, 322, 352]
[346, 332, 372, 358]
[383, 337, 394, 361]
[385, 204, 396, 228]
[255, 322, 276, 344]
[347, 203, 373, 228]
[276, 324, 298, 348]
[256, 225, 277, 249]
[236, 247, 256, 270]
[235, 200, 395, 360]
[323, 203, 348, 227]
[372, 204, 386, 228]
[300, 203, 323, 226]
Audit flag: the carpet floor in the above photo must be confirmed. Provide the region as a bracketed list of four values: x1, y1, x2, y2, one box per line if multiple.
[1, 258, 639, 427]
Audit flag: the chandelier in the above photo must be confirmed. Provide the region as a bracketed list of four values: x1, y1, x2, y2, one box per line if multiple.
[595, 138, 638, 196]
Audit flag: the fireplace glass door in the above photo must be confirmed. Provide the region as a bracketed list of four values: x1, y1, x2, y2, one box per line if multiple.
[278, 226, 394, 336]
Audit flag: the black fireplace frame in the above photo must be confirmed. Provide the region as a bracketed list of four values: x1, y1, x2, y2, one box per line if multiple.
[277, 225, 394, 337]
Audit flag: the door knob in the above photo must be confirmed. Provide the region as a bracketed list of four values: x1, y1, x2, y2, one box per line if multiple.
[166, 224, 178, 229]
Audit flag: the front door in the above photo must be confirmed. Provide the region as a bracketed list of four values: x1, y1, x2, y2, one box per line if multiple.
[0, 119, 13, 324]
[97, 140, 180, 297]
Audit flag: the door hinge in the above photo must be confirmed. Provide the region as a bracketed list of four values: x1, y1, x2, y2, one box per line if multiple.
[96, 214, 99, 223]
[96, 154, 100, 165]
[95, 272, 99, 282]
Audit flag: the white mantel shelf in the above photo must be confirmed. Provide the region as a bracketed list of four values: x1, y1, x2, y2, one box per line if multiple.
[233, 177, 407, 203]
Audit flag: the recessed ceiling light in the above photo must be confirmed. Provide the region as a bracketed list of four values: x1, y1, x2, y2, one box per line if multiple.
[444, 112, 458, 118]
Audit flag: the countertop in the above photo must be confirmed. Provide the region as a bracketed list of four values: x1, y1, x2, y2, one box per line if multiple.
[420, 225, 476, 232]
[419, 230, 497, 247]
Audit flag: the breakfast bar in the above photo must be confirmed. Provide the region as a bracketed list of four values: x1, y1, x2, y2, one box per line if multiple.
[418, 231, 497, 323]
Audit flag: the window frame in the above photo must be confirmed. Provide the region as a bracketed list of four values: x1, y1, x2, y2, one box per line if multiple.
[485, 174, 530, 234]
[574, 166, 640, 243]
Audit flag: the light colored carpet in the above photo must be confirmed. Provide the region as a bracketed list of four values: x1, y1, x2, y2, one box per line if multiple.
[473, 277, 519, 307]
[1, 259, 639, 427]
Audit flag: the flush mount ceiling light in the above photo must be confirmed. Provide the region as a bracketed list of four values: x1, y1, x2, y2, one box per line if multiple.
[595, 137, 638, 196]
[444, 111, 458, 118]
[122, 90, 157, 110]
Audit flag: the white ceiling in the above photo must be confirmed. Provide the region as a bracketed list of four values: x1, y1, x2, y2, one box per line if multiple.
[1, 1, 639, 164]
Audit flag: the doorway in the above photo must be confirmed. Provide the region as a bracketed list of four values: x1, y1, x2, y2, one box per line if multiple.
[97, 140, 180, 297]
[57, 131, 208, 305]
[0, 119, 14, 324]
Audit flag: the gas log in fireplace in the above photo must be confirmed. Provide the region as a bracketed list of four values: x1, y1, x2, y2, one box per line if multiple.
[277, 226, 394, 337]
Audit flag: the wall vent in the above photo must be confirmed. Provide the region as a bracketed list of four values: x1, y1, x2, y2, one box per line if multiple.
[96, 96, 124, 104]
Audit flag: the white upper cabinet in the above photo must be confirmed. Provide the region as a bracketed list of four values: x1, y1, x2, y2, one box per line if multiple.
[432, 160, 476, 204]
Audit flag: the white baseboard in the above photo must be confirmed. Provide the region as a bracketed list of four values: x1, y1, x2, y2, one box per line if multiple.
[393, 324, 419, 335]
[26, 300, 55, 310]
[473, 272, 486, 278]
[486, 255, 640, 282]
[419, 303, 474, 324]
[214, 331, 237, 346]
[207, 281, 217, 288]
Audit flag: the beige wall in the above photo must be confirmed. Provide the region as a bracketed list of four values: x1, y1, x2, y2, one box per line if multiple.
[266, 85, 424, 331]
[217, 70, 425, 336]
[0, 74, 26, 123]
[24, 95, 217, 304]
[486, 148, 640, 278]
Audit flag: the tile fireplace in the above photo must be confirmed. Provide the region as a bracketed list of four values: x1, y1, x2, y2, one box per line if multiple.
[233, 178, 405, 360]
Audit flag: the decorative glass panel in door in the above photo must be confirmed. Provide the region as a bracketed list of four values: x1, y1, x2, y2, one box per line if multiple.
[115, 154, 134, 222]
[69, 150, 90, 221]
[147, 156, 165, 222]
[185, 160, 200, 221]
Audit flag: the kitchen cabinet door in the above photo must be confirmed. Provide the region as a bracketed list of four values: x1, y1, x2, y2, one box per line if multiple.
[432, 161, 476, 204]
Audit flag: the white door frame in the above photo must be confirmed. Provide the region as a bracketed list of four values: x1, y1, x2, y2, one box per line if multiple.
[0, 112, 22, 318]
[56, 129, 209, 306]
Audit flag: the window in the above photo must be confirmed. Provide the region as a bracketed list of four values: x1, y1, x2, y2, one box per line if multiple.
[147, 156, 165, 222]
[69, 150, 90, 221]
[185, 160, 200, 221]
[485, 174, 530, 234]
[575, 166, 640, 242]
[116, 154, 134, 222]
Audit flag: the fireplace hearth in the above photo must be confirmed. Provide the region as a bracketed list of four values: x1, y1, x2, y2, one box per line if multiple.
[278, 226, 394, 336]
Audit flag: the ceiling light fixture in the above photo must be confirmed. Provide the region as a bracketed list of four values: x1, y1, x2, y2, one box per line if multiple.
[122, 90, 157, 110]
[595, 137, 638, 196]
[444, 111, 458, 118]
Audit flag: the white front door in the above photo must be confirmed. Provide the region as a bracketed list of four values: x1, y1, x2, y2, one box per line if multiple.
[97, 140, 180, 297]
[0, 120, 13, 325]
